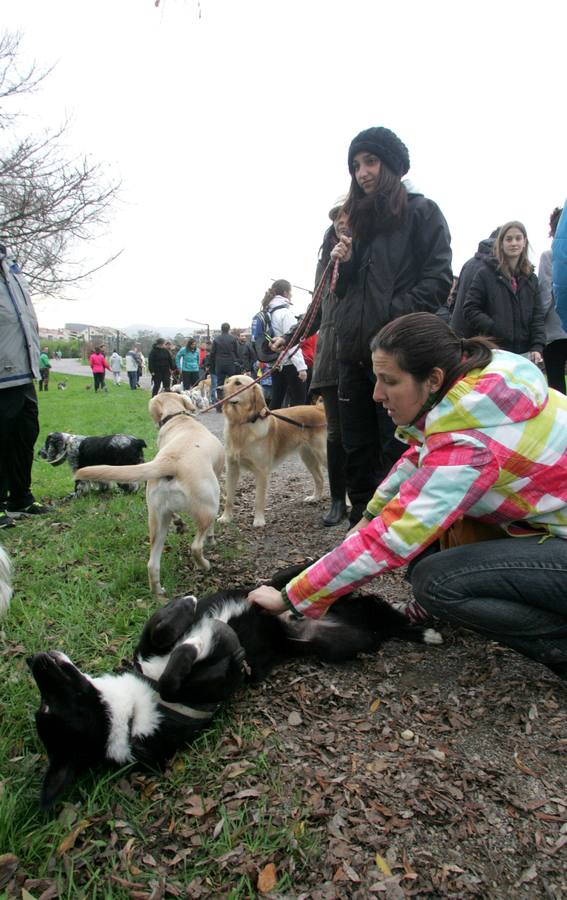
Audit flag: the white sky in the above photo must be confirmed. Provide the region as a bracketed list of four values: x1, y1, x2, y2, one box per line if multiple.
[3, 0, 565, 334]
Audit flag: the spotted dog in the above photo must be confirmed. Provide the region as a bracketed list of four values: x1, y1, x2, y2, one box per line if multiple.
[38, 432, 147, 494]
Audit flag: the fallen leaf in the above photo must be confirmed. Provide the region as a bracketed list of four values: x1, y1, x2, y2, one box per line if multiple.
[375, 854, 392, 877]
[184, 795, 216, 817]
[56, 819, 91, 855]
[257, 862, 277, 893]
[0, 854, 19, 890]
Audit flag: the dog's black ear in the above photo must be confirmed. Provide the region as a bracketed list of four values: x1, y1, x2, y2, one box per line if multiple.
[140, 596, 197, 655]
[158, 643, 200, 702]
[40, 759, 77, 809]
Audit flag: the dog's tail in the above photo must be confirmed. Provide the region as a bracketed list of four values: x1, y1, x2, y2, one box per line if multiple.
[74, 458, 176, 484]
[0, 546, 13, 617]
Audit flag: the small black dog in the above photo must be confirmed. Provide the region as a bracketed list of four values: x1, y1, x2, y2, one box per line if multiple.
[28, 563, 441, 807]
[38, 432, 147, 494]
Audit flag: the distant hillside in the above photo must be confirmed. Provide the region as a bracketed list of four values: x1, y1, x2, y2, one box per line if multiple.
[123, 323, 196, 338]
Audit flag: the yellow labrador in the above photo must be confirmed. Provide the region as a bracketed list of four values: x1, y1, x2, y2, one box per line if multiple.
[74, 393, 225, 596]
[218, 375, 327, 528]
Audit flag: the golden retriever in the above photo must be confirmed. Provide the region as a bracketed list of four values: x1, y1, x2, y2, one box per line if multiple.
[74, 392, 225, 596]
[218, 375, 327, 528]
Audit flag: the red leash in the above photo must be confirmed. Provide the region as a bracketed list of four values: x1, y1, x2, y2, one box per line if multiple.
[200, 260, 335, 415]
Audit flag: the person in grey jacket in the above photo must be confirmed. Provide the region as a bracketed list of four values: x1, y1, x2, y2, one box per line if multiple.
[0, 245, 49, 527]
[539, 207, 567, 394]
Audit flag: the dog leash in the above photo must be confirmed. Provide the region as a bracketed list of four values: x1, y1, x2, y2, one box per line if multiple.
[247, 409, 326, 430]
[197, 260, 334, 416]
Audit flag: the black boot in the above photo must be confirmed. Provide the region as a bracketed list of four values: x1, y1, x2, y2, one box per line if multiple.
[322, 440, 347, 527]
[323, 498, 347, 526]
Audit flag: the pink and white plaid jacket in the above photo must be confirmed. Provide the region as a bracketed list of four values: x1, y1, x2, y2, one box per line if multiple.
[284, 351, 567, 618]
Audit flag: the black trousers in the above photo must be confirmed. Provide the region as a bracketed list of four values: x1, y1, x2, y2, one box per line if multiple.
[93, 372, 106, 391]
[181, 371, 200, 390]
[151, 368, 171, 397]
[338, 360, 405, 524]
[270, 365, 307, 409]
[543, 339, 567, 394]
[0, 383, 40, 509]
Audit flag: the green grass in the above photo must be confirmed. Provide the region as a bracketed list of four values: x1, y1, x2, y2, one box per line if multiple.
[0, 377, 317, 897]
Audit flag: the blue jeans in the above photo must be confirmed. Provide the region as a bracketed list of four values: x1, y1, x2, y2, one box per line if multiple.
[411, 536, 567, 674]
[127, 371, 138, 390]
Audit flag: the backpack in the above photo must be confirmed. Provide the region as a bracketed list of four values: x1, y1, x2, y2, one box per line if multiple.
[251, 304, 287, 363]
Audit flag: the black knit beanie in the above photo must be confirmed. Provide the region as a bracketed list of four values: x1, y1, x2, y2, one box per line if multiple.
[347, 126, 410, 177]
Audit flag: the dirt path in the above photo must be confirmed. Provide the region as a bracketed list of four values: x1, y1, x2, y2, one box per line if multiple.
[179, 411, 567, 898]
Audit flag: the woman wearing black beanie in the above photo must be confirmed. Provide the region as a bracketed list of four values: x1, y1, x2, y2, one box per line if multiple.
[332, 126, 452, 526]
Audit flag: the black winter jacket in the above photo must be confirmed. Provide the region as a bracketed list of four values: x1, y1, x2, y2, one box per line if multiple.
[210, 332, 239, 373]
[148, 346, 173, 373]
[237, 340, 257, 372]
[462, 258, 544, 354]
[451, 238, 495, 336]
[334, 193, 452, 365]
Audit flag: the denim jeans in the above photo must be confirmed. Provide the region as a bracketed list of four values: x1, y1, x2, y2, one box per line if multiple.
[410, 536, 567, 672]
[127, 371, 138, 390]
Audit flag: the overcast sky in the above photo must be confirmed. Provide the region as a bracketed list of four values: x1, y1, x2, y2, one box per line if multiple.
[4, 0, 565, 334]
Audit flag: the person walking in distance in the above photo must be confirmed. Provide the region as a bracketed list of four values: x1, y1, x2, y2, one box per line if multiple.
[148, 338, 173, 397]
[209, 323, 240, 412]
[110, 349, 122, 386]
[89, 346, 111, 392]
[38, 347, 51, 392]
[125, 345, 139, 390]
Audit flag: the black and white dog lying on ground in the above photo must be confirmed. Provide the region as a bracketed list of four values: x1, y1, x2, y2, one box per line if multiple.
[27, 563, 442, 808]
[38, 432, 147, 494]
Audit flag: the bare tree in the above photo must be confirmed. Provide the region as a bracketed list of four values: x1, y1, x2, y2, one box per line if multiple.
[0, 31, 121, 296]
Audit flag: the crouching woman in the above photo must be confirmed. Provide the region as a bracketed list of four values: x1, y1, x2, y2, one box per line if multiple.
[249, 312, 567, 680]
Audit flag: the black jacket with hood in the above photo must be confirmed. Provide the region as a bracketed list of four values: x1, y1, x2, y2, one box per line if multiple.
[451, 237, 495, 336]
[462, 257, 544, 354]
[148, 345, 173, 374]
[334, 192, 452, 365]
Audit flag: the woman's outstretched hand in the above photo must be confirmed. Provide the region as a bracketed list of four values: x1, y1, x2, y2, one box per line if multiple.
[247, 585, 288, 615]
[346, 516, 368, 539]
[330, 234, 352, 263]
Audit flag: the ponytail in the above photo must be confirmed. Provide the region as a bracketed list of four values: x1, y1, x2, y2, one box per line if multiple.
[261, 279, 291, 311]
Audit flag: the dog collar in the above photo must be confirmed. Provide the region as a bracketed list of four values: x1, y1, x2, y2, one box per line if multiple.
[159, 411, 193, 428]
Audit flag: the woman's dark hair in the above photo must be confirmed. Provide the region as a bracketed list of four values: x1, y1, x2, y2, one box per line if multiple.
[550, 207, 563, 238]
[94, 345, 102, 354]
[345, 161, 408, 242]
[493, 221, 532, 278]
[261, 279, 291, 311]
[370, 313, 495, 398]
[185, 338, 196, 350]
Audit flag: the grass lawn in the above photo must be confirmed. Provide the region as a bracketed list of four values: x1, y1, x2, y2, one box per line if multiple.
[0, 377, 315, 898]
